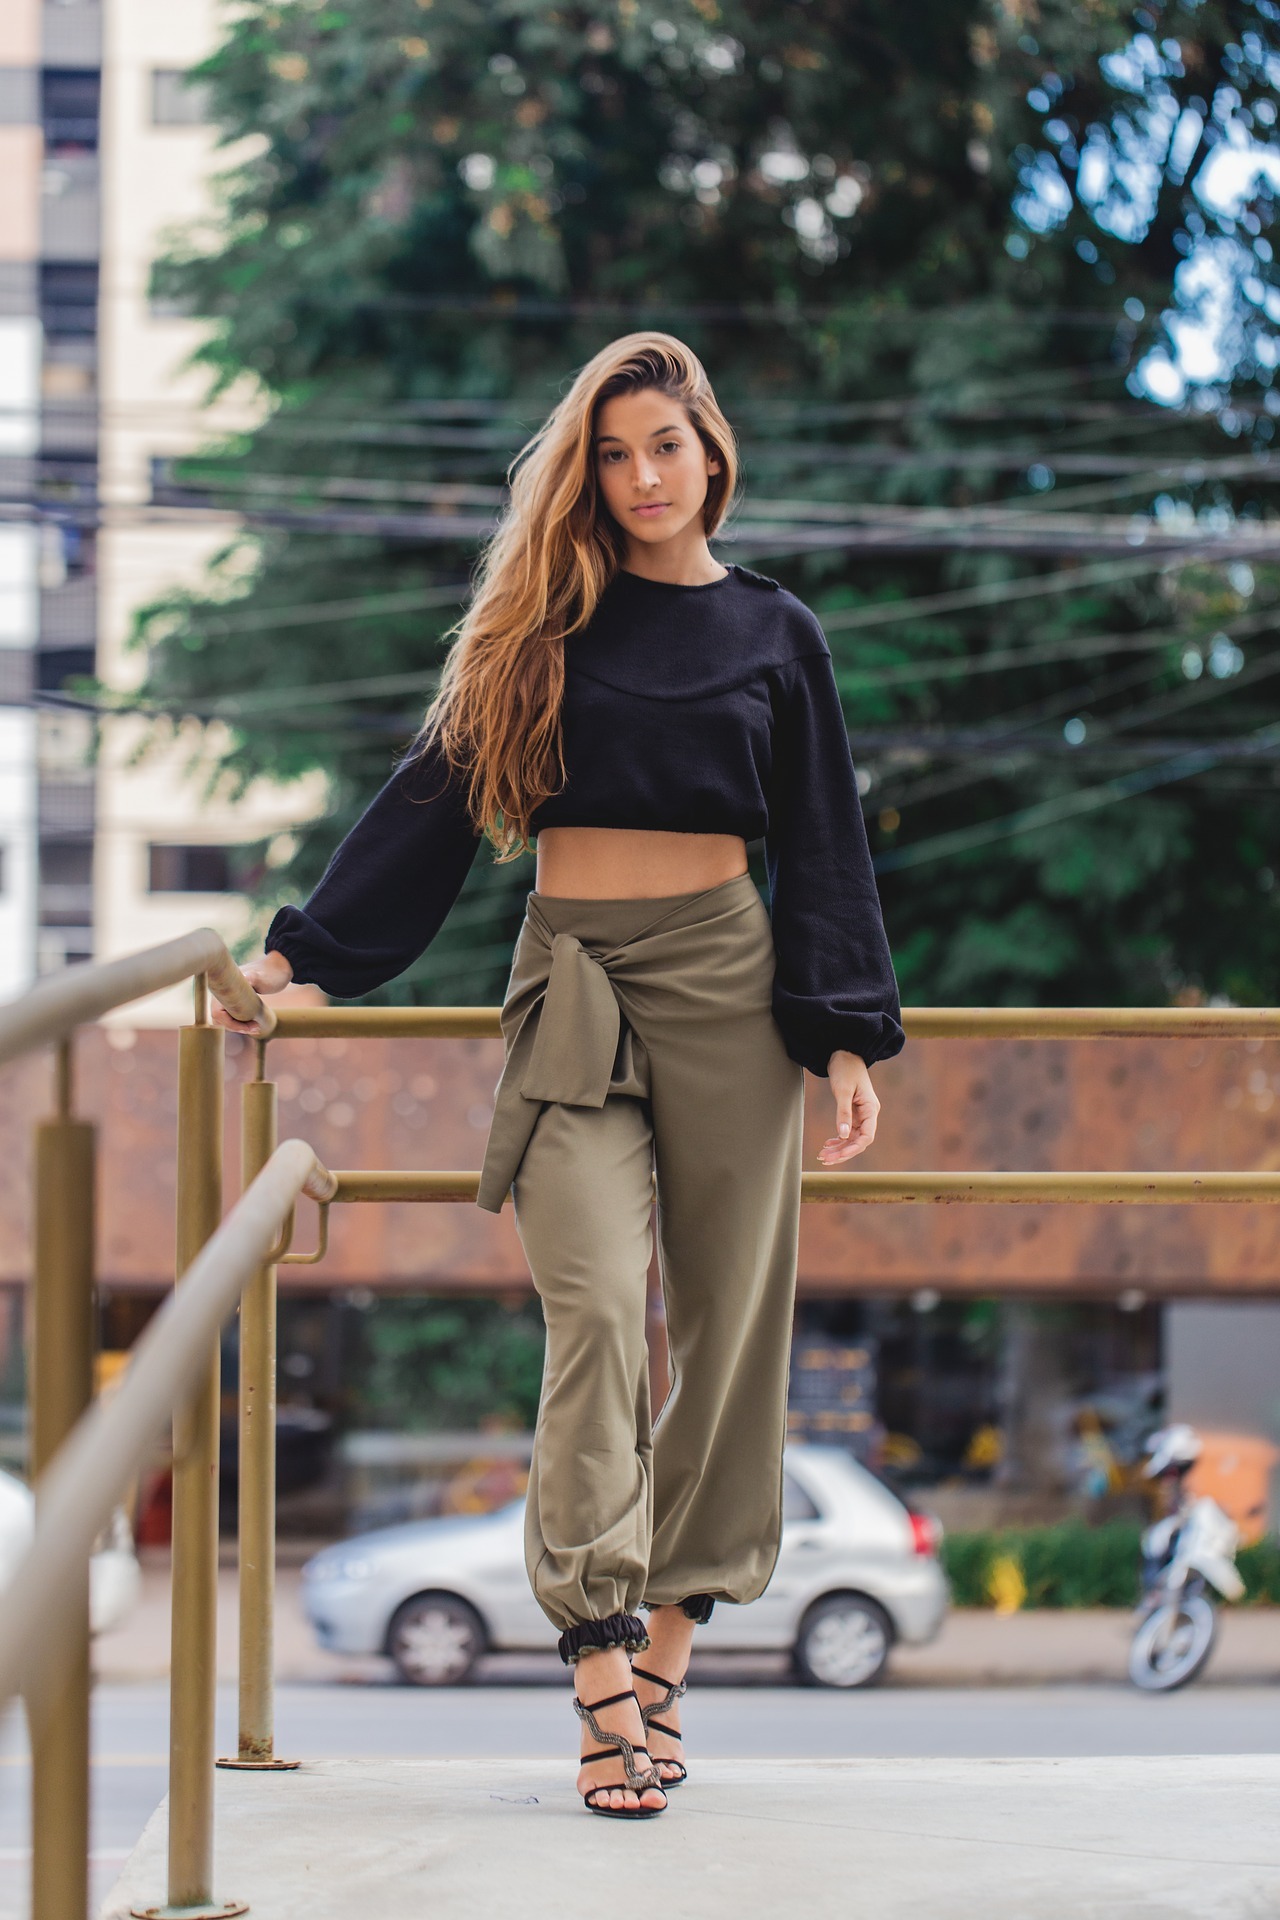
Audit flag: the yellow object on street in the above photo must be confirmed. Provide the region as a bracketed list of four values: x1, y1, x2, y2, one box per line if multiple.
[988, 1555, 1027, 1615]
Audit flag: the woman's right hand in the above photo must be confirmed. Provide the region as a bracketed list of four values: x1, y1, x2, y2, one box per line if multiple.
[212, 950, 294, 1034]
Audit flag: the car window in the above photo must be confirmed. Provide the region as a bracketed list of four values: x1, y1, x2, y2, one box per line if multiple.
[782, 1471, 819, 1523]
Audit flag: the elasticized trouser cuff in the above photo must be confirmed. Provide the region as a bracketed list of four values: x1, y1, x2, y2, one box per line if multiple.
[640, 1594, 717, 1624]
[556, 1611, 651, 1667]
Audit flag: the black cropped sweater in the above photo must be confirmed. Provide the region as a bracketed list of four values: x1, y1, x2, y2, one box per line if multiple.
[265, 562, 906, 1078]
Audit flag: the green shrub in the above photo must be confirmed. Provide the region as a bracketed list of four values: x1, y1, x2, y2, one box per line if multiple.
[941, 1521, 1280, 1608]
[1238, 1536, 1280, 1603]
[941, 1522, 1142, 1608]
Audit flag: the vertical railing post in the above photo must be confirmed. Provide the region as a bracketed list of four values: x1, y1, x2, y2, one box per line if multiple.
[160, 975, 247, 1918]
[218, 1043, 297, 1772]
[29, 1037, 94, 1920]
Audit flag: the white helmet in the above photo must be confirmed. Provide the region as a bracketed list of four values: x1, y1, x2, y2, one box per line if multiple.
[1142, 1423, 1202, 1478]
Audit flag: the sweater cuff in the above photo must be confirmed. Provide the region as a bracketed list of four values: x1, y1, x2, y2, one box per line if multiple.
[774, 1003, 906, 1079]
[263, 909, 318, 986]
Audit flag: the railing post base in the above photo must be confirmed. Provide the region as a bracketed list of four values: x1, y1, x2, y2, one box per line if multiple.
[215, 1754, 301, 1771]
[130, 1900, 249, 1918]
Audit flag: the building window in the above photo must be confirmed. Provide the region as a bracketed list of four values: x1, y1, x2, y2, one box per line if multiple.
[41, 69, 100, 153]
[150, 69, 211, 127]
[40, 840, 92, 886]
[40, 262, 98, 339]
[148, 844, 258, 893]
[36, 647, 96, 691]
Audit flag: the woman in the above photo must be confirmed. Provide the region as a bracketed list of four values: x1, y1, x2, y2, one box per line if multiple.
[219, 333, 905, 1819]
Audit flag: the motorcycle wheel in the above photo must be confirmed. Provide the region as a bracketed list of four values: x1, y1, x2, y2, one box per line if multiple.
[1127, 1593, 1217, 1692]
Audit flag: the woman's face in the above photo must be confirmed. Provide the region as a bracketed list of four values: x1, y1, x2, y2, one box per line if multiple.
[592, 388, 721, 552]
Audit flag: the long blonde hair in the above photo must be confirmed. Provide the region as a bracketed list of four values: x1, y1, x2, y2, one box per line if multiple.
[406, 331, 739, 859]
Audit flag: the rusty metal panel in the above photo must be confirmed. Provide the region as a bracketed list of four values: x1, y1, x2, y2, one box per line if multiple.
[796, 1035, 1280, 1296]
[3, 1026, 1280, 1295]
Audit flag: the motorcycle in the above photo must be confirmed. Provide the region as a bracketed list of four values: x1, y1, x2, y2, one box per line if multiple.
[1128, 1491, 1245, 1692]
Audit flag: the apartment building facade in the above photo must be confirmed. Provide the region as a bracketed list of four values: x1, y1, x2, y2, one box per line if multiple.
[0, 0, 318, 1015]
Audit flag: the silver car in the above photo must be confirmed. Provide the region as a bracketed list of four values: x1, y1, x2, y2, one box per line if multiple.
[302, 1444, 948, 1689]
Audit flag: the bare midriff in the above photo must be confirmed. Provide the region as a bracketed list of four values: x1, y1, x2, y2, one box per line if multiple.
[533, 826, 749, 898]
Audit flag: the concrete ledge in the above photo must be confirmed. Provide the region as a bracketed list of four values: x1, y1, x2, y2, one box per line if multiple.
[100, 1755, 1280, 1920]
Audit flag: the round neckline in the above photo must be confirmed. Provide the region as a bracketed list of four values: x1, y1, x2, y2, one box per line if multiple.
[614, 562, 737, 592]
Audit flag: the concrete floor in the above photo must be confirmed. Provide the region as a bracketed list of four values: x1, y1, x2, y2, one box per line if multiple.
[5, 1681, 1279, 1917]
[99, 1754, 1280, 1920]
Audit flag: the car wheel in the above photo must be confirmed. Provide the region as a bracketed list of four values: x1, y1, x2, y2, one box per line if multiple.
[793, 1595, 892, 1689]
[387, 1593, 486, 1685]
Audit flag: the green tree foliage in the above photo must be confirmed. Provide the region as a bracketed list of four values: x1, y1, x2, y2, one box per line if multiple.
[356, 1295, 546, 1431]
[131, 0, 1280, 1007]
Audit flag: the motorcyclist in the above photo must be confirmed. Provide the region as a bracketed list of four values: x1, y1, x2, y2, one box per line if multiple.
[1138, 1423, 1202, 1599]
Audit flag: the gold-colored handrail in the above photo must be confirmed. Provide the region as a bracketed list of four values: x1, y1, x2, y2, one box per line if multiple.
[0, 932, 275, 1920]
[0, 1139, 336, 1716]
[0, 925, 273, 1066]
[323, 1168, 1280, 1206]
[0, 1139, 334, 1920]
[257, 1002, 1280, 1041]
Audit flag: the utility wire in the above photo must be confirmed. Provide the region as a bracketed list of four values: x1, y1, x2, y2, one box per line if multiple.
[138, 582, 469, 639]
[873, 717, 1280, 875]
[37, 603, 1275, 725]
[864, 629, 1280, 818]
[840, 605, 1276, 689]
[818, 552, 1268, 634]
[862, 655, 1195, 813]
[9, 491, 1280, 560]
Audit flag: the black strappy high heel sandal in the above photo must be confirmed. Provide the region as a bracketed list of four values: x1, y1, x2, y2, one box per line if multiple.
[573, 1686, 668, 1819]
[631, 1664, 689, 1788]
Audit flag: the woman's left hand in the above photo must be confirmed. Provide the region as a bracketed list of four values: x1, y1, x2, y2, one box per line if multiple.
[816, 1050, 880, 1166]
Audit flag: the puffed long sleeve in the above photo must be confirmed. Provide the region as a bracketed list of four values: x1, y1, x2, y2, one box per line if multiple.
[264, 733, 483, 998]
[764, 646, 906, 1078]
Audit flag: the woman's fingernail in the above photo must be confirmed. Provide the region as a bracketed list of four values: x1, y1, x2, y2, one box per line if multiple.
[839, 1123, 850, 1137]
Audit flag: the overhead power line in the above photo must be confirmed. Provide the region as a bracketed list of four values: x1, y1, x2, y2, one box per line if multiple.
[840, 606, 1277, 689]
[134, 448, 1279, 517]
[7, 490, 1280, 560]
[142, 583, 470, 639]
[819, 552, 1268, 634]
[865, 622, 1280, 818]
[873, 717, 1280, 875]
[113, 291, 1162, 329]
[865, 654, 1187, 813]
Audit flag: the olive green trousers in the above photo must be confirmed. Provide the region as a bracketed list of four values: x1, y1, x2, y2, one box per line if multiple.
[487, 872, 805, 1656]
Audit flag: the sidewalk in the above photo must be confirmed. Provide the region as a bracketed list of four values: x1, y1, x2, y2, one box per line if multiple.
[92, 1561, 1280, 1687]
[99, 1754, 1280, 1920]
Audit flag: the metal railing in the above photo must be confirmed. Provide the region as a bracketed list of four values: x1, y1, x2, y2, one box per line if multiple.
[2, 940, 1280, 1917]
[0, 934, 309, 1920]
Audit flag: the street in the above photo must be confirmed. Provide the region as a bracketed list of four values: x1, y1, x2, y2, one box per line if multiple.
[1, 1679, 1276, 1917]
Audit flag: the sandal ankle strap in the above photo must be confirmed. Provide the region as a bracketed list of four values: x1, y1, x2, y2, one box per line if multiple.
[576, 1686, 639, 1714]
[631, 1664, 687, 1694]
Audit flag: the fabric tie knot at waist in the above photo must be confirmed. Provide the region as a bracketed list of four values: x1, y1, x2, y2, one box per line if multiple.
[475, 873, 762, 1213]
[518, 930, 623, 1108]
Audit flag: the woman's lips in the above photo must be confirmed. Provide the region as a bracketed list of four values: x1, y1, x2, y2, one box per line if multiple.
[632, 503, 669, 515]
